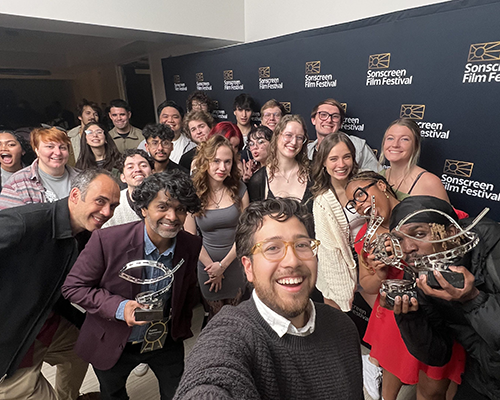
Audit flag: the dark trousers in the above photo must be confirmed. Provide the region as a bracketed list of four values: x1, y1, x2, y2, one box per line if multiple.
[454, 379, 491, 400]
[94, 336, 184, 400]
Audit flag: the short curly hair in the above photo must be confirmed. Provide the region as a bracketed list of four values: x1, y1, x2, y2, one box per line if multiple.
[131, 170, 201, 218]
[116, 149, 154, 173]
[142, 123, 174, 142]
[235, 198, 313, 259]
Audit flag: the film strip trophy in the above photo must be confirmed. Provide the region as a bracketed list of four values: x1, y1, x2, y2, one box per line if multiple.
[392, 207, 488, 288]
[118, 258, 184, 353]
[360, 196, 416, 307]
[361, 195, 489, 307]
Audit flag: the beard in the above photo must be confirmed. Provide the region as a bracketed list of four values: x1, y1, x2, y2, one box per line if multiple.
[252, 275, 312, 320]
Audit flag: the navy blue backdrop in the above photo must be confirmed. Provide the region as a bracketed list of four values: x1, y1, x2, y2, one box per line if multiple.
[162, 0, 500, 220]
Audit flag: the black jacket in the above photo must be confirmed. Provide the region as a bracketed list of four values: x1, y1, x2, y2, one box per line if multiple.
[395, 218, 500, 399]
[0, 199, 82, 380]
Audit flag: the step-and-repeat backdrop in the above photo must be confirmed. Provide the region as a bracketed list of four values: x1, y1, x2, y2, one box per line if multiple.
[162, 0, 500, 220]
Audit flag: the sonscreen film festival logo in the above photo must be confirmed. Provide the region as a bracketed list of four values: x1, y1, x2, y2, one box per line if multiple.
[399, 104, 450, 139]
[304, 61, 337, 88]
[211, 99, 228, 120]
[196, 72, 212, 91]
[340, 103, 365, 132]
[463, 40, 500, 83]
[223, 69, 244, 91]
[366, 52, 413, 86]
[173, 74, 187, 92]
[442, 159, 500, 201]
[281, 102, 291, 113]
[258, 66, 284, 90]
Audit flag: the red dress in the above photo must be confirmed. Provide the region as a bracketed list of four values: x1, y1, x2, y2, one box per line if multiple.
[355, 224, 465, 384]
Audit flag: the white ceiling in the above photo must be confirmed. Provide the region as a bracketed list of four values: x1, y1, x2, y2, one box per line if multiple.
[0, 13, 239, 78]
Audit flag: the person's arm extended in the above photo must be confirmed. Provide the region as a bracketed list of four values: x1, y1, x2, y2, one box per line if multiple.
[173, 308, 260, 400]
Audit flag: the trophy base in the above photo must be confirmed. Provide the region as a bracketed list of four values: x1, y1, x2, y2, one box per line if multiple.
[135, 308, 164, 322]
[424, 270, 464, 289]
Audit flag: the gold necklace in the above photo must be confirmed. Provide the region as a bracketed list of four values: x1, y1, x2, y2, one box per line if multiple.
[277, 166, 297, 184]
[211, 187, 225, 208]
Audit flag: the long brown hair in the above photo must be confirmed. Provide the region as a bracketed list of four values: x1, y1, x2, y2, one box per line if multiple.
[76, 122, 120, 171]
[266, 114, 309, 183]
[311, 132, 359, 197]
[192, 135, 241, 216]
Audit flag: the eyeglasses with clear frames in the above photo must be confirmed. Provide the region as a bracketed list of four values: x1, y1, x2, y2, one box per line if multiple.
[250, 238, 320, 261]
[345, 181, 377, 214]
[148, 139, 172, 149]
[85, 129, 105, 136]
[248, 138, 268, 149]
[317, 111, 341, 122]
[191, 102, 206, 110]
[281, 133, 306, 144]
[263, 112, 281, 120]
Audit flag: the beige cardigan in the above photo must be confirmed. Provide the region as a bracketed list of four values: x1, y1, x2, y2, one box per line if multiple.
[313, 189, 357, 311]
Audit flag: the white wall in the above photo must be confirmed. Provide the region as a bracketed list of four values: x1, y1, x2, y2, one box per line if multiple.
[0, 0, 245, 41]
[244, 0, 451, 42]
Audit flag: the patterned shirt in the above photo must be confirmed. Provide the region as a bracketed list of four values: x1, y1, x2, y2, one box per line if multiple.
[0, 159, 78, 210]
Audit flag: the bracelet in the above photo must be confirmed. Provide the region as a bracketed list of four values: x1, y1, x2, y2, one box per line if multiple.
[218, 261, 223, 270]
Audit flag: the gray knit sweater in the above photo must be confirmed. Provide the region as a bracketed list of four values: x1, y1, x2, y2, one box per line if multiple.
[174, 299, 363, 399]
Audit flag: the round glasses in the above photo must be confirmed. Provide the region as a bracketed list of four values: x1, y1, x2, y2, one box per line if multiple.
[251, 238, 320, 261]
[248, 138, 268, 149]
[281, 132, 306, 144]
[346, 181, 377, 214]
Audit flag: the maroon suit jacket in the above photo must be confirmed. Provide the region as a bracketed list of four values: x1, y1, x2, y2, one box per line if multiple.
[62, 221, 201, 370]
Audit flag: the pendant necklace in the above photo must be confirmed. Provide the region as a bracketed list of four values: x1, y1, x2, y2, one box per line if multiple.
[212, 187, 225, 208]
[278, 166, 296, 184]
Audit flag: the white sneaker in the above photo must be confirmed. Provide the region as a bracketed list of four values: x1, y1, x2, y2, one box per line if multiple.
[362, 354, 382, 400]
[133, 363, 149, 377]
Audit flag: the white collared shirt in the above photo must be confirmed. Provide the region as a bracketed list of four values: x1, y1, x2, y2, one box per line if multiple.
[252, 290, 316, 338]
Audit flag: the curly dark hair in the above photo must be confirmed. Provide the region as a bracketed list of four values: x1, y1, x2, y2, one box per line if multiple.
[235, 198, 313, 259]
[116, 149, 154, 174]
[186, 91, 213, 112]
[131, 170, 201, 218]
[0, 130, 37, 166]
[142, 123, 175, 142]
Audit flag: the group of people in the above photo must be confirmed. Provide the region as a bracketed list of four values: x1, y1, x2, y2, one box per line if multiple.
[0, 91, 498, 400]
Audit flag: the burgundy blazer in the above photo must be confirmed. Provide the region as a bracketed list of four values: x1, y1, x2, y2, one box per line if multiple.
[62, 221, 201, 370]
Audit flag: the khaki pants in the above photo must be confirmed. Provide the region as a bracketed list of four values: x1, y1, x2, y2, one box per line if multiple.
[0, 317, 88, 400]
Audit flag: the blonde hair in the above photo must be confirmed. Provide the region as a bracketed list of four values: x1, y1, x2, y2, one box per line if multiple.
[379, 118, 421, 172]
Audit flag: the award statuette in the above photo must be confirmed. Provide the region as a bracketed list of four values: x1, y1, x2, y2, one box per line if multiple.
[393, 207, 489, 289]
[118, 260, 177, 322]
[380, 279, 417, 309]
